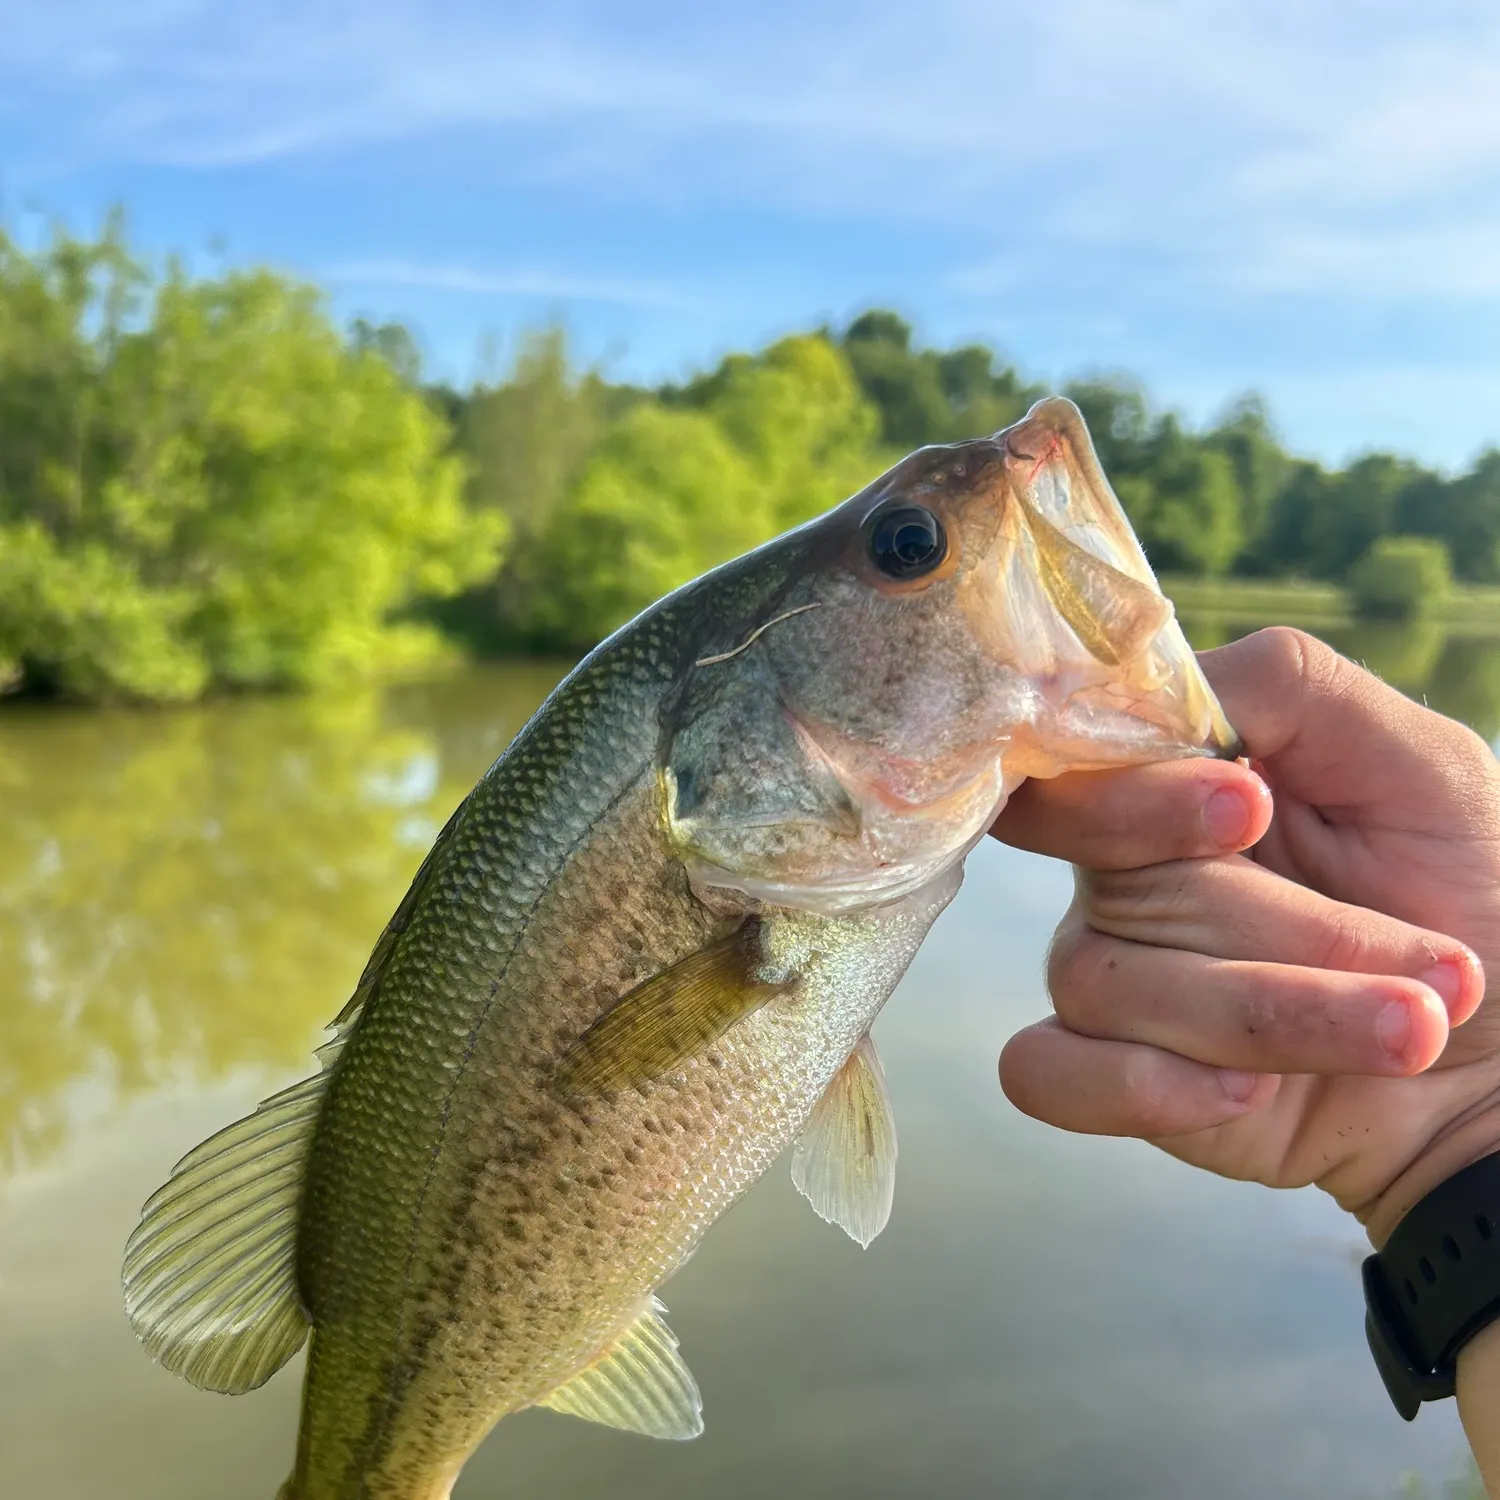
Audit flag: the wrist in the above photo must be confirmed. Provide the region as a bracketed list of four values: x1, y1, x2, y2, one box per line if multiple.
[1458, 1319, 1500, 1492]
[1365, 1094, 1500, 1250]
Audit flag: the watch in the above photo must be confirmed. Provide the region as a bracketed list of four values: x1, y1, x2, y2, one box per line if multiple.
[1364, 1151, 1500, 1419]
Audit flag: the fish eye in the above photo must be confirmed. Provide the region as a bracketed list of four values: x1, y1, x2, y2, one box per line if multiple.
[866, 504, 947, 581]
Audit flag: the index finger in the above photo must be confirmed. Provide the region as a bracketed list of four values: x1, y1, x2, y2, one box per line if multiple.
[992, 756, 1272, 870]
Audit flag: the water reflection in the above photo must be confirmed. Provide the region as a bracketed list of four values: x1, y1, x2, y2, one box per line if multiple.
[0, 633, 1485, 1499]
[4, 621, 1500, 1180]
[0, 664, 567, 1175]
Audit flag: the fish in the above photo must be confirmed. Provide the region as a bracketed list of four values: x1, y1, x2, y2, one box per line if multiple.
[121, 397, 1238, 1499]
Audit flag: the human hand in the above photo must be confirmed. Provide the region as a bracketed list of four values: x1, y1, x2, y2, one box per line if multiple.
[993, 627, 1500, 1247]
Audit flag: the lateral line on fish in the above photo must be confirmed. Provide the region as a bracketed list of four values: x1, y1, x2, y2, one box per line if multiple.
[694, 604, 823, 667]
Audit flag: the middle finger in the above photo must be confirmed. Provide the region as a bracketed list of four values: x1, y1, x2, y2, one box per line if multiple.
[1048, 913, 1451, 1076]
[1076, 853, 1484, 1020]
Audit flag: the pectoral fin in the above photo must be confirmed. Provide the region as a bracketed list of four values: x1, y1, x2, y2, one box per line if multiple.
[540, 1297, 703, 1440]
[1022, 501, 1172, 666]
[560, 921, 792, 1095]
[791, 1032, 897, 1248]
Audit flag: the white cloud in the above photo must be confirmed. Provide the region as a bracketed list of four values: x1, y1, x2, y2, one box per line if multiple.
[325, 259, 682, 306]
[6, 0, 1500, 312]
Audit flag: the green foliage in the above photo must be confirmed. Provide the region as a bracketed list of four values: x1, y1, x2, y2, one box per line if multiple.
[523, 335, 878, 646]
[1397, 450, 1500, 583]
[1062, 381, 1244, 574]
[1348, 536, 1453, 620]
[1111, 415, 1244, 575]
[7, 217, 1500, 686]
[450, 328, 626, 644]
[1205, 394, 1291, 550]
[0, 220, 503, 701]
[525, 403, 767, 645]
[841, 310, 1042, 449]
[439, 310, 1500, 652]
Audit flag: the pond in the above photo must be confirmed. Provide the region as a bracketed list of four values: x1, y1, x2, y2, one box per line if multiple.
[1, 620, 1494, 1500]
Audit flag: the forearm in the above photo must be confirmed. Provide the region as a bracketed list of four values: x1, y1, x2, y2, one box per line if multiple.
[1459, 1321, 1500, 1498]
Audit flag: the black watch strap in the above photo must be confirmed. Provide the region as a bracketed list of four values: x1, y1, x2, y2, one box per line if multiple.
[1363, 1151, 1500, 1419]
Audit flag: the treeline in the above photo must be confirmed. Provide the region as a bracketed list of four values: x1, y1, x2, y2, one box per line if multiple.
[445, 308, 1498, 648]
[3, 223, 1498, 701]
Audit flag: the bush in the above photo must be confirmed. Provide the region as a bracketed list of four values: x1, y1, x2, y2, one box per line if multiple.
[1348, 536, 1453, 620]
[0, 220, 504, 701]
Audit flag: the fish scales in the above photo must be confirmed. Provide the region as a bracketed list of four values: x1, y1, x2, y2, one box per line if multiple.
[296, 607, 702, 1493]
[122, 400, 1240, 1500]
[294, 588, 936, 1496]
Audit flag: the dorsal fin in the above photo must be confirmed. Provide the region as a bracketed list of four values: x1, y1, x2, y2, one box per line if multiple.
[540, 1297, 703, 1439]
[121, 795, 470, 1393]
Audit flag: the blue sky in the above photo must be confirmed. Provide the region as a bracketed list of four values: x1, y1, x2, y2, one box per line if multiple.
[5, 0, 1500, 468]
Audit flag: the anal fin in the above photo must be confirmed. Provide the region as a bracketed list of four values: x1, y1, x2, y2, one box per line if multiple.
[791, 1032, 897, 1249]
[540, 1297, 703, 1440]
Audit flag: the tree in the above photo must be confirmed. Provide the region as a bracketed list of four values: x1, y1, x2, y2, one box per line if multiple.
[1061, 384, 1242, 576]
[0, 223, 503, 701]
[1307, 455, 1425, 579]
[348, 317, 423, 385]
[450, 328, 622, 642]
[689, 334, 878, 528]
[523, 336, 882, 647]
[1128, 417, 1244, 576]
[841, 310, 1039, 449]
[1397, 452, 1500, 584]
[523, 403, 767, 646]
[1061, 375, 1153, 478]
[1206, 394, 1290, 570]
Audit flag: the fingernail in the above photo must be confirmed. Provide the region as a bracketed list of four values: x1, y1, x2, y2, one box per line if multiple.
[1376, 999, 1412, 1061]
[1420, 961, 1463, 1016]
[1203, 787, 1251, 849]
[1219, 1069, 1258, 1102]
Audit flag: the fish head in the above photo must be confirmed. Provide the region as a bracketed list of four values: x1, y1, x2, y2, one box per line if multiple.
[664, 395, 1238, 914]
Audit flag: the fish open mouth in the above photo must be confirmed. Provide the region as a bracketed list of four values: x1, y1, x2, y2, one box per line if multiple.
[961, 397, 1240, 772]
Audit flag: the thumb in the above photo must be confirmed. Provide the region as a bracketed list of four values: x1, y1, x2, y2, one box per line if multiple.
[1200, 627, 1498, 836]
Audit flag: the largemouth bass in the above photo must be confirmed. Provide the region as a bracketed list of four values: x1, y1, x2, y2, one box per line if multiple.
[122, 398, 1238, 1499]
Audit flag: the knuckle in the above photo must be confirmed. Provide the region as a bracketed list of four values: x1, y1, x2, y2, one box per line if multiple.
[1447, 719, 1494, 773]
[1310, 904, 1422, 978]
[1079, 860, 1198, 935]
[1044, 921, 1113, 1015]
[1246, 625, 1325, 691]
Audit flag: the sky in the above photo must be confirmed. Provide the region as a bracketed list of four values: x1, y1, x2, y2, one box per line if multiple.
[4, 0, 1500, 468]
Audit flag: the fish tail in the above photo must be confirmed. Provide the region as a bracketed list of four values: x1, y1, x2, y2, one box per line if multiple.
[274, 1462, 457, 1498]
